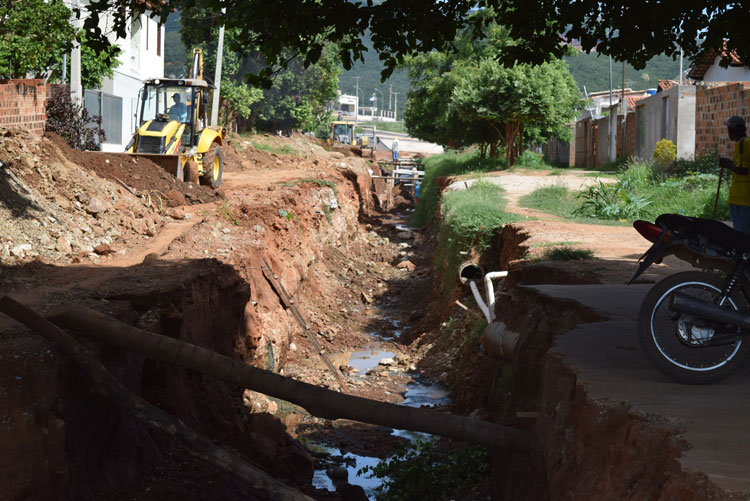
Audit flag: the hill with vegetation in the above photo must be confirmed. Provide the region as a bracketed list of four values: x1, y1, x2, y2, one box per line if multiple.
[565, 50, 682, 93]
[337, 34, 410, 120]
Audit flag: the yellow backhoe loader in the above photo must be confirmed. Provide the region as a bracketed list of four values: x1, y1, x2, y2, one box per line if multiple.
[125, 49, 226, 188]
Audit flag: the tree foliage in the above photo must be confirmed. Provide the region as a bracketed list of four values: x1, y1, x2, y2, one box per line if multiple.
[0, 0, 75, 79]
[178, 4, 340, 132]
[79, 0, 750, 85]
[405, 16, 579, 165]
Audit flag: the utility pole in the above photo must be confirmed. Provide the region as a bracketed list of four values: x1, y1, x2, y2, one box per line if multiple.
[622, 61, 627, 155]
[210, 8, 226, 127]
[70, 0, 82, 105]
[389, 84, 393, 111]
[608, 55, 616, 163]
[393, 92, 399, 121]
[353, 76, 361, 123]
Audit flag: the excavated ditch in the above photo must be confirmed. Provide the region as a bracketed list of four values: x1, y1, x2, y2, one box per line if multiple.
[2, 128, 741, 501]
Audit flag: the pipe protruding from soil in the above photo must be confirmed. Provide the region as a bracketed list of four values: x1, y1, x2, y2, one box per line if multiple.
[458, 262, 484, 284]
[482, 321, 519, 359]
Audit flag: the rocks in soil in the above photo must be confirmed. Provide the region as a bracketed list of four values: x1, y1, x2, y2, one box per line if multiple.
[397, 260, 416, 271]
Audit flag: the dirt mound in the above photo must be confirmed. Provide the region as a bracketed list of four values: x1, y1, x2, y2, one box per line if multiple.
[0, 128, 171, 264]
[45, 133, 220, 204]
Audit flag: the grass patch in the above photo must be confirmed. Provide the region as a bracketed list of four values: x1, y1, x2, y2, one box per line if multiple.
[435, 181, 520, 297]
[541, 246, 594, 261]
[412, 150, 506, 227]
[281, 178, 337, 194]
[522, 155, 730, 224]
[251, 138, 298, 156]
[355, 121, 407, 134]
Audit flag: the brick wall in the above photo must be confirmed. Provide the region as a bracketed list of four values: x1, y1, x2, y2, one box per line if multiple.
[695, 82, 750, 157]
[616, 113, 636, 157]
[0, 79, 49, 135]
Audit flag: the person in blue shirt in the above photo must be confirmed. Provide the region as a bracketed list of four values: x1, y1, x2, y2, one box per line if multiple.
[168, 94, 187, 122]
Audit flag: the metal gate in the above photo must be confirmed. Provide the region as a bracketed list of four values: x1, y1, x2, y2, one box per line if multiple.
[84, 90, 123, 147]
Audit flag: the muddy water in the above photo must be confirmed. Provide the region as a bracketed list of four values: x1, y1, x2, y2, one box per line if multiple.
[311, 350, 450, 498]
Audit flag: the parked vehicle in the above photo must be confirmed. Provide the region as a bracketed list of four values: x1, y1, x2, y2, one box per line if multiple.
[630, 214, 750, 384]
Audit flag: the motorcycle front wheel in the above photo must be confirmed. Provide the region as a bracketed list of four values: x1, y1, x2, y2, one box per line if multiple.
[638, 271, 750, 384]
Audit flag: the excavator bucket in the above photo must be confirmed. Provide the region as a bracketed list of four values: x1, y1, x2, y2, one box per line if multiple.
[129, 153, 181, 177]
[88, 152, 182, 179]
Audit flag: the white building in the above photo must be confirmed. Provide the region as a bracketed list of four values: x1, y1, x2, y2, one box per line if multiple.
[688, 46, 750, 82]
[80, 4, 165, 151]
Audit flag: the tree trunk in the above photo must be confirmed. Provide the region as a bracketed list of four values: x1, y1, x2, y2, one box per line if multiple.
[0, 296, 311, 501]
[45, 303, 530, 451]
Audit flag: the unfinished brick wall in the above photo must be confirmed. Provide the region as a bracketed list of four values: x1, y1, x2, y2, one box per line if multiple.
[695, 82, 750, 157]
[616, 113, 636, 158]
[0, 79, 48, 135]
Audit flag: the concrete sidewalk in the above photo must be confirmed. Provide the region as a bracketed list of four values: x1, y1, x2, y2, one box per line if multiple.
[527, 284, 750, 494]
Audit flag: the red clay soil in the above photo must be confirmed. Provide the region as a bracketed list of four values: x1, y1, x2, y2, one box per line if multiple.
[44, 133, 220, 204]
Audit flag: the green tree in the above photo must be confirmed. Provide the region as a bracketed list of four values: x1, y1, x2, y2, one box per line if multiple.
[79, 0, 750, 85]
[179, 3, 340, 132]
[405, 15, 579, 165]
[0, 0, 75, 79]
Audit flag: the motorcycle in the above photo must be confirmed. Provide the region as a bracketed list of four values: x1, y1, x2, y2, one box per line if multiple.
[630, 213, 750, 384]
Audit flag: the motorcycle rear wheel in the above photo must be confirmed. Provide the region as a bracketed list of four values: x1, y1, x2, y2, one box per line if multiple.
[638, 271, 750, 384]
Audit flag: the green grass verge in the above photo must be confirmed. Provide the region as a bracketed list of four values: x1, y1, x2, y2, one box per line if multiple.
[412, 150, 506, 227]
[355, 121, 407, 134]
[435, 181, 520, 297]
[521, 155, 730, 224]
[251, 139, 298, 156]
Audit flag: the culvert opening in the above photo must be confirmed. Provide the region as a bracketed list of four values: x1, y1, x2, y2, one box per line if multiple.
[458, 262, 484, 284]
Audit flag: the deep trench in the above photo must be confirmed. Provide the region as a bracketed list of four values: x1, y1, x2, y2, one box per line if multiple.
[0, 165, 729, 501]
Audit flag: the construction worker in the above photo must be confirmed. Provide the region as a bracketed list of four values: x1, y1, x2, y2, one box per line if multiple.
[392, 138, 399, 161]
[169, 94, 187, 122]
[720, 115, 750, 233]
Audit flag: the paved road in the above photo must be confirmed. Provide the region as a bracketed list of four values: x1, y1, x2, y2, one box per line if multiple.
[528, 283, 750, 494]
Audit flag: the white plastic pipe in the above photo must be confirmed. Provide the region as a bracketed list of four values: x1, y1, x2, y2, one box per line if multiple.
[484, 271, 508, 323]
[469, 280, 491, 323]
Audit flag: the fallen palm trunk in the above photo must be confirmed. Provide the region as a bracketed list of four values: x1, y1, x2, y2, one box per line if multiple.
[45, 303, 530, 451]
[0, 296, 312, 501]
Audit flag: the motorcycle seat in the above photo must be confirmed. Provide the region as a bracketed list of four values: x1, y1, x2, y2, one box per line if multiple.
[655, 213, 750, 252]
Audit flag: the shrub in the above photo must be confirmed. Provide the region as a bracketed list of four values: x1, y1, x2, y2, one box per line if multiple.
[542, 246, 594, 260]
[358, 440, 490, 501]
[45, 87, 104, 151]
[670, 149, 720, 176]
[653, 139, 677, 169]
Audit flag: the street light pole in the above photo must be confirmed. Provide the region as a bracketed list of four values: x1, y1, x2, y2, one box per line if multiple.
[373, 88, 384, 118]
[353, 76, 361, 123]
[393, 92, 399, 121]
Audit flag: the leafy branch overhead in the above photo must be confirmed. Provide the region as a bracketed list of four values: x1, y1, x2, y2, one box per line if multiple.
[81, 0, 750, 84]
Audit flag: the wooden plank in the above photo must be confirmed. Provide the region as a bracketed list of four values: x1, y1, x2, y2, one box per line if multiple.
[261, 259, 351, 394]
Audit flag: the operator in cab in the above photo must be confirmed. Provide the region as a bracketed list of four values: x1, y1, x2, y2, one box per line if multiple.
[719, 115, 750, 234]
[169, 93, 188, 122]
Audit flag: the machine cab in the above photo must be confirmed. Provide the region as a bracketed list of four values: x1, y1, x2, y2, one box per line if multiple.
[132, 78, 210, 154]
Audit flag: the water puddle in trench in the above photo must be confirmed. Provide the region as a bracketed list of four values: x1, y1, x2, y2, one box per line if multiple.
[311, 350, 450, 498]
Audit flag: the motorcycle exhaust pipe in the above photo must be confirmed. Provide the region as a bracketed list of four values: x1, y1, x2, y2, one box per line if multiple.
[669, 293, 750, 329]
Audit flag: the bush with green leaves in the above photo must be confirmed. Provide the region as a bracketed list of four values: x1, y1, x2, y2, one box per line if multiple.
[45, 87, 104, 151]
[653, 138, 677, 169]
[670, 149, 720, 176]
[358, 440, 490, 501]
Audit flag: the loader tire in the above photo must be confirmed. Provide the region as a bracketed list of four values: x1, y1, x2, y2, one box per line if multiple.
[202, 144, 223, 189]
